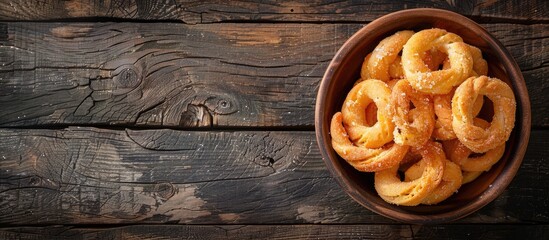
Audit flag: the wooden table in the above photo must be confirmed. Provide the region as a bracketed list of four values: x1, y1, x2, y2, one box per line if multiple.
[0, 1, 547, 239]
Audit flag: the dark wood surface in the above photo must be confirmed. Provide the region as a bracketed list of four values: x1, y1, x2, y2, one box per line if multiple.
[1, 225, 548, 239]
[0, 0, 548, 238]
[0, 0, 547, 23]
[0, 22, 547, 128]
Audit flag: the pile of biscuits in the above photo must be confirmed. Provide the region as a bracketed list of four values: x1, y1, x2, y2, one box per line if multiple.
[330, 28, 516, 206]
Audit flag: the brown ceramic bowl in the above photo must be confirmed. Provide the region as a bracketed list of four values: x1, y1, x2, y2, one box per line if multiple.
[315, 8, 531, 224]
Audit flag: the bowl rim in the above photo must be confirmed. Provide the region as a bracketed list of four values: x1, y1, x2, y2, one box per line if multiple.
[314, 8, 531, 224]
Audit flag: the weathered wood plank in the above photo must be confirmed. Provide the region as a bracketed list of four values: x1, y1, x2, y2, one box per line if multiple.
[1, 224, 548, 240]
[0, 22, 348, 128]
[0, 0, 546, 23]
[0, 22, 547, 128]
[0, 128, 547, 225]
[411, 225, 549, 239]
[0, 225, 412, 240]
[0, 127, 370, 224]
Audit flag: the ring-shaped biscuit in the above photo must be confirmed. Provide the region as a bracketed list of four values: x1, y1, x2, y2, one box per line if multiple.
[387, 51, 448, 80]
[362, 50, 407, 81]
[388, 56, 405, 79]
[342, 79, 394, 148]
[374, 141, 444, 206]
[468, 44, 488, 76]
[402, 28, 473, 94]
[375, 48, 453, 81]
[405, 158, 462, 205]
[388, 80, 435, 147]
[361, 79, 397, 127]
[433, 88, 483, 140]
[361, 30, 414, 82]
[360, 53, 372, 81]
[330, 112, 409, 172]
[443, 119, 505, 172]
[452, 76, 516, 153]
[424, 44, 487, 77]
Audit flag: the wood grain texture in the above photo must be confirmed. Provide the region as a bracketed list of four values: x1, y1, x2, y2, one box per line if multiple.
[0, 127, 367, 225]
[0, 128, 547, 225]
[0, 22, 547, 128]
[0, 225, 411, 239]
[411, 225, 549, 239]
[0, 0, 546, 23]
[1, 224, 548, 240]
[0, 22, 342, 128]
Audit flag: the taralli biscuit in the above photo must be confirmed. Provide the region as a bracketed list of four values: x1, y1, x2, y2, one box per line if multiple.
[422, 44, 487, 77]
[330, 28, 515, 206]
[405, 158, 462, 205]
[360, 54, 372, 81]
[468, 44, 488, 76]
[342, 79, 394, 148]
[374, 141, 444, 206]
[443, 119, 505, 172]
[361, 30, 414, 82]
[388, 56, 405, 79]
[388, 80, 435, 147]
[402, 28, 473, 94]
[330, 112, 409, 172]
[433, 90, 457, 140]
[452, 76, 516, 153]
[433, 88, 483, 140]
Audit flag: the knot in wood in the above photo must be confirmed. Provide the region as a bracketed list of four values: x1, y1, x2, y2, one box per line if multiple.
[154, 182, 176, 200]
[113, 65, 141, 89]
[204, 95, 238, 115]
[255, 153, 275, 167]
[218, 99, 230, 109]
[28, 176, 41, 186]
